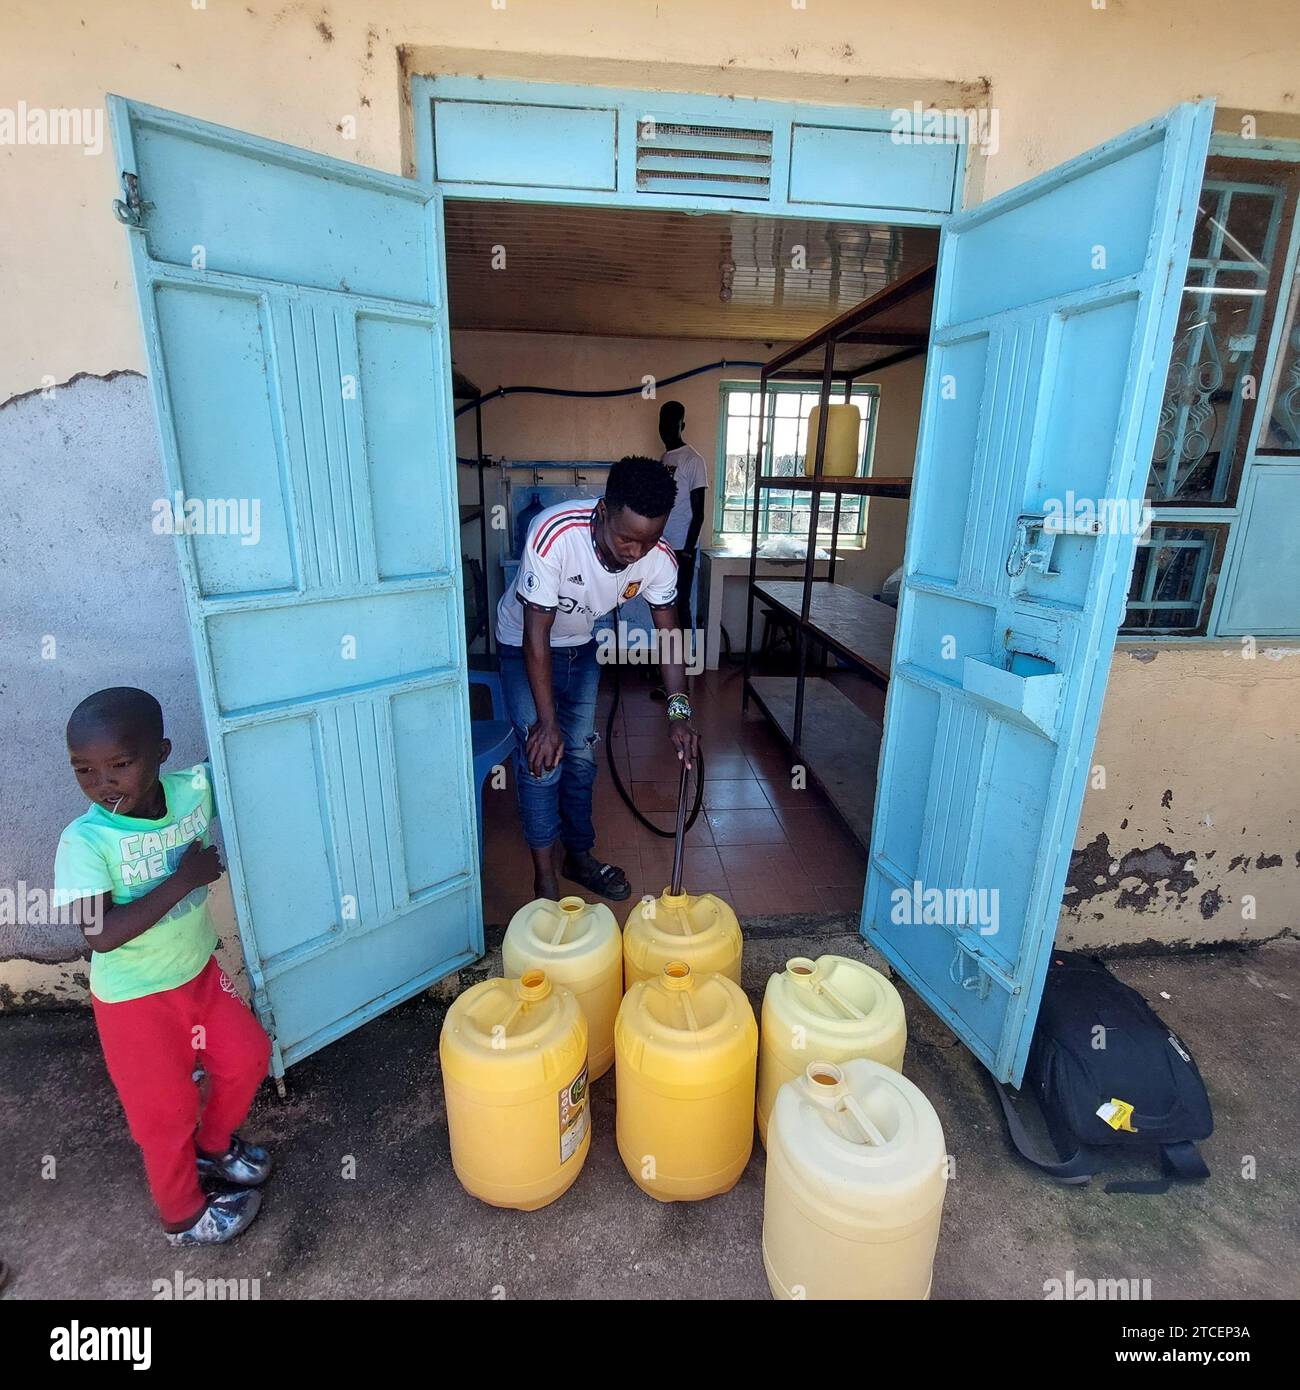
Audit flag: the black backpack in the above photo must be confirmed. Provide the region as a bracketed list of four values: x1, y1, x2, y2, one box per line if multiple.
[993, 952, 1213, 1194]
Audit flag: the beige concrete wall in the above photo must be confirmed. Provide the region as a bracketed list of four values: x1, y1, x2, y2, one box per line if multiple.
[449, 328, 780, 621]
[450, 331, 924, 613]
[451, 330, 773, 469]
[837, 353, 927, 598]
[1062, 643, 1300, 950]
[5, 0, 1300, 398]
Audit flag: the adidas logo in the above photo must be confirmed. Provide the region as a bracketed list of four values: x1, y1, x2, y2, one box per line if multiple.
[567, 573, 584, 584]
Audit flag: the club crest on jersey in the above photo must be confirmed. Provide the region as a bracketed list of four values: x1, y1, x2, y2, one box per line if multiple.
[621, 581, 642, 600]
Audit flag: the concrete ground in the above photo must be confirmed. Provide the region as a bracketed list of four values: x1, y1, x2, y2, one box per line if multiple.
[2, 925, 1297, 1301]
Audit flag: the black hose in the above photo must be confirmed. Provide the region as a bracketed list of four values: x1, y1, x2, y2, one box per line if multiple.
[604, 652, 705, 838]
[454, 358, 765, 419]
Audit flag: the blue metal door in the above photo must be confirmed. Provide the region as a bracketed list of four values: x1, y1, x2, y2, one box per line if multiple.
[108, 97, 482, 1074]
[864, 104, 1214, 1084]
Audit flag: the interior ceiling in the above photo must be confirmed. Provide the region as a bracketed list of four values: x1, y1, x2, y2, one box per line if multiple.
[443, 199, 939, 345]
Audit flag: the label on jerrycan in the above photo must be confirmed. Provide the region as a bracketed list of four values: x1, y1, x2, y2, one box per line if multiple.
[559, 1062, 589, 1163]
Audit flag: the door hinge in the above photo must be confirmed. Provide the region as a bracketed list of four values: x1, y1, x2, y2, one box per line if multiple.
[111, 170, 151, 227]
[252, 988, 277, 1039]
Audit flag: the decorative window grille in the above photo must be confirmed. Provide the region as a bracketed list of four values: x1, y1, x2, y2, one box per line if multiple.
[1124, 154, 1300, 634]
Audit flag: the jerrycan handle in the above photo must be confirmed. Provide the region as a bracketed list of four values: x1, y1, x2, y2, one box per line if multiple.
[816, 978, 867, 1022]
[502, 970, 551, 1032]
[786, 960, 867, 1022]
[549, 897, 585, 946]
[837, 1094, 888, 1148]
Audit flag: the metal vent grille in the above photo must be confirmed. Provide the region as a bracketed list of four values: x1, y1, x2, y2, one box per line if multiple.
[636, 121, 773, 200]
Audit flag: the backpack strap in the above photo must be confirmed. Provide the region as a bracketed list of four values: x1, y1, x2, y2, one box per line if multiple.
[993, 1080, 1094, 1185]
[1162, 1140, 1210, 1182]
[1103, 1141, 1210, 1195]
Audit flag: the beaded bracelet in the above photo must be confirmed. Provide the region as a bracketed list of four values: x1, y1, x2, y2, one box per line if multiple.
[665, 692, 692, 721]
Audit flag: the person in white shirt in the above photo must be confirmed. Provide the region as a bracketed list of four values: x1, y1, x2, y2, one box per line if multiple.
[495, 456, 702, 902]
[658, 400, 709, 634]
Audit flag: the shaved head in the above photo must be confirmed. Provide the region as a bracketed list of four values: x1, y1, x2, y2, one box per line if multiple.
[659, 400, 686, 431]
[67, 687, 164, 748]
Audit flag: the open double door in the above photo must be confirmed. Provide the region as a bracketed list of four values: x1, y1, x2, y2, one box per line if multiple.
[109, 94, 1211, 1081]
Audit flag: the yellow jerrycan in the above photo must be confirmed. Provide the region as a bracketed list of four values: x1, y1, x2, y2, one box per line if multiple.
[623, 890, 742, 988]
[503, 896, 622, 1081]
[614, 961, 758, 1201]
[763, 1059, 947, 1299]
[624, 762, 743, 989]
[757, 954, 907, 1145]
[804, 403, 862, 477]
[439, 969, 591, 1210]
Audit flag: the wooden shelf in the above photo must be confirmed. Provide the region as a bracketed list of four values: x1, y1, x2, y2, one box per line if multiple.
[747, 675, 882, 848]
[756, 475, 912, 499]
[752, 580, 896, 682]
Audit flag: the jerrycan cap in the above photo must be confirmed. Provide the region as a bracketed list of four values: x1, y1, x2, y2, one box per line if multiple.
[805, 1059, 847, 1097]
[804, 1061, 893, 1149]
[660, 960, 694, 992]
[515, 969, 552, 1002]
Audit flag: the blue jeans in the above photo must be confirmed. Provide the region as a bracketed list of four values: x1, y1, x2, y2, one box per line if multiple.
[498, 641, 601, 853]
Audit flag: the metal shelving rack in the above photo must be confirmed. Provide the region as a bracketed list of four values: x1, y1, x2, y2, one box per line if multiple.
[453, 367, 493, 661]
[740, 262, 936, 846]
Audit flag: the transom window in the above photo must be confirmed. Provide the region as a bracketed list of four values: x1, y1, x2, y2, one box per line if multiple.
[714, 381, 880, 542]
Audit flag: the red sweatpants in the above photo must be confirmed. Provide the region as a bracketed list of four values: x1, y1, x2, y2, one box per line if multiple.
[92, 956, 272, 1228]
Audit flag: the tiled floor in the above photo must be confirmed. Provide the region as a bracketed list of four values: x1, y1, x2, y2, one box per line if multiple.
[478, 665, 870, 926]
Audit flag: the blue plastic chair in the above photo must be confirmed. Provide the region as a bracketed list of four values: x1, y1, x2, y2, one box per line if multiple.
[469, 671, 514, 861]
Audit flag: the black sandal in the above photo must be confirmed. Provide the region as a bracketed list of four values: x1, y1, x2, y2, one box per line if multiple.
[561, 855, 632, 901]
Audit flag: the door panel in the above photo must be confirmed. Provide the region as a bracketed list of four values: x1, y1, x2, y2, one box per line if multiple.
[110, 97, 481, 1073]
[787, 123, 958, 212]
[433, 99, 620, 191]
[152, 283, 298, 596]
[864, 103, 1214, 1085]
[131, 116, 435, 298]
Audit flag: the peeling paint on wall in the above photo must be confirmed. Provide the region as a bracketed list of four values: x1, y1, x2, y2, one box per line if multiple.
[1066, 833, 1200, 911]
[1, 369, 144, 414]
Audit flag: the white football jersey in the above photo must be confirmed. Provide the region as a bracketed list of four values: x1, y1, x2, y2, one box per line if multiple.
[495, 499, 678, 648]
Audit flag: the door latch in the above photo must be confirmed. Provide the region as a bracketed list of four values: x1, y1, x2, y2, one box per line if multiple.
[949, 940, 993, 1000]
[1006, 510, 1103, 579]
[111, 170, 151, 227]
[1005, 514, 1051, 578]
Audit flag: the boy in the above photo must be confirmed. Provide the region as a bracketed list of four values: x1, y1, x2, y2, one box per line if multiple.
[496, 455, 702, 901]
[54, 687, 272, 1246]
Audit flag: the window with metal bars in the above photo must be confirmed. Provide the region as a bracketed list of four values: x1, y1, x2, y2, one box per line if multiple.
[713, 380, 879, 543]
[1124, 151, 1300, 634]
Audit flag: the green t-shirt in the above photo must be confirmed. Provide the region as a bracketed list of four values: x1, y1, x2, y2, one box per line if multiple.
[54, 763, 220, 1004]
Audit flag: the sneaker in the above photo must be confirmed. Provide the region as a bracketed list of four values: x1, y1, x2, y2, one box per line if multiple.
[165, 1188, 262, 1247]
[196, 1135, 273, 1188]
